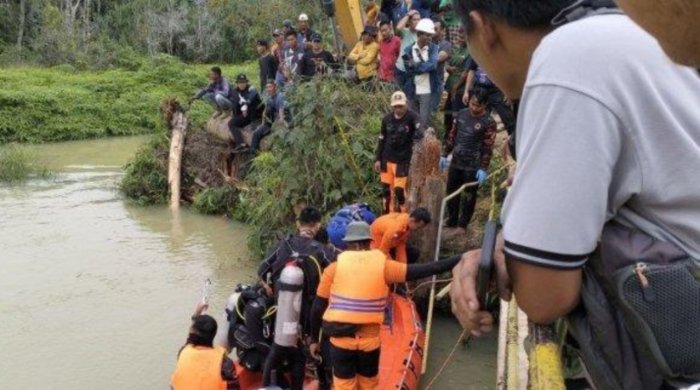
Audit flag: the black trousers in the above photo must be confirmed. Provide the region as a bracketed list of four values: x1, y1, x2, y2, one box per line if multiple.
[330, 343, 380, 379]
[262, 343, 306, 390]
[229, 116, 254, 146]
[446, 166, 479, 228]
[317, 335, 333, 390]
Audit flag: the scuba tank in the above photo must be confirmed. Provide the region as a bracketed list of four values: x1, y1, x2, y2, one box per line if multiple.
[217, 291, 242, 349]
[273, 263, 304, 347]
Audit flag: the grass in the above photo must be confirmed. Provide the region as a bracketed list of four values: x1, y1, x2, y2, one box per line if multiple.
[0, 57, 257, 143]
[0, 144, 52, 182]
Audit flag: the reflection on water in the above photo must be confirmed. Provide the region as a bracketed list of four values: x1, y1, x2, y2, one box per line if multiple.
[0, 136, 495, 389]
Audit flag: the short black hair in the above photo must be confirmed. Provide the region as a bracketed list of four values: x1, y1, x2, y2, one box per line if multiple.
[410, 207, 432, 224]
[455, 0, 575, 31]
[379, 19, 392, 28]
[210, 66, 222, 76]
[471, 87, 489, 105]
[299, 206, 322, 225]
[191, 314, 217, 343]
[285, 29, 297, 38]
[432, 17, 445, 28]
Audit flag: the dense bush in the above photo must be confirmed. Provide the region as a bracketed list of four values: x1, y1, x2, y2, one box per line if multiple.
[0, 60, 256, 143]
[240, 78, 393, 254]
[119, 133, 170, 205]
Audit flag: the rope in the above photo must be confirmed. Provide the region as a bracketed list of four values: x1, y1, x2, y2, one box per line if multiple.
[422, 329, 468, 390]
[407, 278, 453, 296]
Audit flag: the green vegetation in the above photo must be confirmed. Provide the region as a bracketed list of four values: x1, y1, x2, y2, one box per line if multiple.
[193, 186, 239, 215]
[241, 79, 391, 254]
[0, 60, 256, 143]
[1, 1, 324, 68]
[0, 144, 51, 182]
[119, 133, 170, 205]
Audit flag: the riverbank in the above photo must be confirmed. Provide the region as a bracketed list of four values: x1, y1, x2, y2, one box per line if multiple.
[0, 58, 256, 143]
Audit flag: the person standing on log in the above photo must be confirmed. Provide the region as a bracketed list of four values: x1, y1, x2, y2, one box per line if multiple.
[374, 91, 422, 214]
[257, 39, 278, 91]
[441, 88, 495, 230]
[229, 74, 263, 153]
[189, 66, 233, 118]
[370, 208, 431, 264]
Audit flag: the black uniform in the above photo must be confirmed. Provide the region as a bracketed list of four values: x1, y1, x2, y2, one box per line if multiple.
[444, 108, 496, 228]
[467, 59, 516, 137]
[375, 110, 423, 213]
[258, 234, 336, 390]
[228, 85, 264, 146]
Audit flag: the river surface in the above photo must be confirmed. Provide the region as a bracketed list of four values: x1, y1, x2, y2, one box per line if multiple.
[0, 136, 495, 389]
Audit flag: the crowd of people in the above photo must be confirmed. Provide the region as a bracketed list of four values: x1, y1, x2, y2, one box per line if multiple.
[174, 0, 700, 389]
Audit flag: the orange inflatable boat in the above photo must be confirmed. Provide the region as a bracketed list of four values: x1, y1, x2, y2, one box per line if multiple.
[235, 293, 425, 390]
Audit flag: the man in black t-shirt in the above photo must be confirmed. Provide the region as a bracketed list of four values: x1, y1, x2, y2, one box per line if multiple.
[257, 39, 278, 91]
[374, 91, 423, 214]
[297, 33, 337, 79]
[464, 58, 516, 137]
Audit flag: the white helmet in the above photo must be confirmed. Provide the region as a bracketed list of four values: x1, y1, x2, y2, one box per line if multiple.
[415, 18, 436, 35]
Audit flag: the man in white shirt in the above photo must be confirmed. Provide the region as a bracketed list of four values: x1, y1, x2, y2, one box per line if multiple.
[449, 0, 700, 387]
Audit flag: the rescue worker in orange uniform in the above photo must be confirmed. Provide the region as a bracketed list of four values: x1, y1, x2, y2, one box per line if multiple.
[370, 207, 431, 263]
[171, 302, 240, 390]
[374, 91, 423, 214]
[307, 221, 461, 390]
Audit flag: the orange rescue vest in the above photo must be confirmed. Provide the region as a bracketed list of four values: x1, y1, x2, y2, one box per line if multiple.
[323, 249, 389, 325]
[171, 344, 228, 390]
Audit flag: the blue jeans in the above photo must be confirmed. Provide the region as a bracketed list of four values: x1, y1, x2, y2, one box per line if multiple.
[251, 123, 272, 154]
[202, 92, 233, 111]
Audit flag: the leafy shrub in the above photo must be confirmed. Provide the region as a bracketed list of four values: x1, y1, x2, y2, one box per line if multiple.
[120, 134, 170, 205]
[193, 186, 239, 215]
[0, 144, 52, 182]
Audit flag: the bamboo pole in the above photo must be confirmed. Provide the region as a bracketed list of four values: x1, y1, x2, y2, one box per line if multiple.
[168, 110, 188, 210]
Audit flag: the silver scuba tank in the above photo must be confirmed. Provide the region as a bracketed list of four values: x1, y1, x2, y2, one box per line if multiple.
[216, 291, 241, 349]
[273, 263, 304, 347]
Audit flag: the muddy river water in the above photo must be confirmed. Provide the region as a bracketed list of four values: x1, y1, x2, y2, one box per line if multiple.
[0, 136, 495, 389]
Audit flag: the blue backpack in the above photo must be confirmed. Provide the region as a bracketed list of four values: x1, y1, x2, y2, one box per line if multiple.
[327, 203, 376, 250]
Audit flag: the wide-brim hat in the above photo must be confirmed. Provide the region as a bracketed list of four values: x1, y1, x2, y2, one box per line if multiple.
[343, 221, 372, 242]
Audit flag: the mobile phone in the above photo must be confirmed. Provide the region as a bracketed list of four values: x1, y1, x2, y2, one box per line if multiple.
[477, 221, 499, 308]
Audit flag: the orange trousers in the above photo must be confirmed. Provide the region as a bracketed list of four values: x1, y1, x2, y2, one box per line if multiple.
[380, 161, 409, 214]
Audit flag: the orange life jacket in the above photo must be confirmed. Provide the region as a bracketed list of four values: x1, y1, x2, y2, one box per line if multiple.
[171, 344, 227, 390]
[323, 249, 389, 325]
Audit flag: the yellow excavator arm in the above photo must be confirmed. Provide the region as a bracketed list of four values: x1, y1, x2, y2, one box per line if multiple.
[333, 0, 364, 52]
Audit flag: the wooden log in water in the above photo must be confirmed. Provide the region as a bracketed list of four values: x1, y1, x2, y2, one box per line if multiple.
[168, 108, 188, 210]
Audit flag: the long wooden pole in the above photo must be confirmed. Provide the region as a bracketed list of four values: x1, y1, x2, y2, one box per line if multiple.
[168, 110, 188, 210]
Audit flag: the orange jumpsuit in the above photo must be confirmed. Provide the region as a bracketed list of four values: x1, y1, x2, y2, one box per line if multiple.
[370, 212, 410, 263]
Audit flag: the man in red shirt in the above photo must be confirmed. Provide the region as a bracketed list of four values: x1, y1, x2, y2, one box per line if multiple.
[378, 20, 401, 83]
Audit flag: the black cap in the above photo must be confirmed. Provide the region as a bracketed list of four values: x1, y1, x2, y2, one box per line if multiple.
[236, 74, 248, 82]
[311, 33, 322, 42]
[257, 39, 269, 47]
[283, 19, 292, 28]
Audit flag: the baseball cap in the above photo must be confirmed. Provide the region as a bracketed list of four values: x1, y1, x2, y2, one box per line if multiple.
[257, 39, 269, 47]
[298, 13, 309, 21]
[283, 19, 293, 28]
[272, 28, 282, 36]
[391, 91, 407, 107]
[236, 74, 248, 83]
[311, 33, 322, 42]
